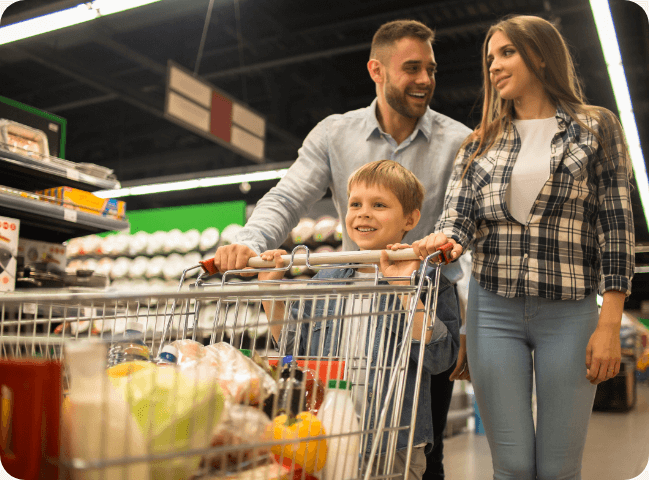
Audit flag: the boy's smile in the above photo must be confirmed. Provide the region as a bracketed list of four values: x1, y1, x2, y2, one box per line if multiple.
[346, 182, 419, 251]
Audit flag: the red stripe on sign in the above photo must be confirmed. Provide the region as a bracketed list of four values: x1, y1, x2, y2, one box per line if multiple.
[210, 92, 233, 142]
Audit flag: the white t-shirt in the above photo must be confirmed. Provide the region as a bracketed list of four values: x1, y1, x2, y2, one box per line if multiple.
[506, 117, 557, 224]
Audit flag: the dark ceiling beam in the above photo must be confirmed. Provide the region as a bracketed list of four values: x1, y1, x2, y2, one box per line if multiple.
[93, 36, 167, 76]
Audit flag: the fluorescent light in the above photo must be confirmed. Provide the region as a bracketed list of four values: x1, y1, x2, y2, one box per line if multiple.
[0, 0, 162, 46]
[95, 168, 289, 198]
[590, 0, 649, 229]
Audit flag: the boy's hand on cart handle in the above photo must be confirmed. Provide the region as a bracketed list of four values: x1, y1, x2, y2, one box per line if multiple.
[450, 334, 471, 381]
[212, 243, 258, 276]
[380, 245, 421, 282]
[258, 250, 288, 281]
[412, 233, 462, 263]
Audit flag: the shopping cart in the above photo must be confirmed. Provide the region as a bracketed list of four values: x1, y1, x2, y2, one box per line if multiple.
[0, 244, 452, 480]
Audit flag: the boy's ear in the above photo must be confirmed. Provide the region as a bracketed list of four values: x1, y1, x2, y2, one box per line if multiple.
[404, 209, 421, 232]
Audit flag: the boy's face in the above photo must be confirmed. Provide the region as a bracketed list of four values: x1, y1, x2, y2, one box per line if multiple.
[346, 181, 419, 250]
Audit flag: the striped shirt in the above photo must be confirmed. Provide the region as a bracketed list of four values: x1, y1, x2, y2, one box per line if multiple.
[436, 106, 635, 300]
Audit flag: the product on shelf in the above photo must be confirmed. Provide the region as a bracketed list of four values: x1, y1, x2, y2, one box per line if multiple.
[128, 231, 149, 256]
[199, 227, 220, 252]
[110, 257, 131, 279]
[334, 221, 343, 242]
[145, 255, 166, 279]
[103, 233, 130, 257]
[220, 224, 243, 246]
[162, 253, 184, 280]
[181, 229, 201, 253]
[128, 256, 149, 278]
[313, 216, 338, 243]
[95, 257, 114, 277]
[66, 259, 83, 274]
[183, 252, 202, 276]
[65, 237, 83, 257]
[80, 235, 103, 257]
[290, 218, 316, 245]
[163, 228, 184, 254]
[146, 230, 168, 256]
[17, 238, 66, 272]
[0, 119, 50, 159]
[37, 186, 126, 220]
[81, 258, 99, 273]
[0, 216, 20, 292]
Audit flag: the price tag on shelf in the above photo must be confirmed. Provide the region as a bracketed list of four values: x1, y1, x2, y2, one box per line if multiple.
[66, 168, 80, 181]
[63, 208, 78, 223]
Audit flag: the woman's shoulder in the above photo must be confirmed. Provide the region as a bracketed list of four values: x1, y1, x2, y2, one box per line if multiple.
[574, 105, 621, 130]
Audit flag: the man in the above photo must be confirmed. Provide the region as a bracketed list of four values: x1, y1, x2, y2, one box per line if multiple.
[213, 20, 471, 479]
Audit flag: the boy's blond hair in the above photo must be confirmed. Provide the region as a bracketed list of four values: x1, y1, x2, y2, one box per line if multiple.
[347, 160, 425, 215]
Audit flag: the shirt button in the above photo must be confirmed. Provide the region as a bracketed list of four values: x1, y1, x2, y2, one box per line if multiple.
[523, 253, 528, 259]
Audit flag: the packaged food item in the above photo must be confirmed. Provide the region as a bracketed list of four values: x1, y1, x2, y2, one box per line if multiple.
[312, 216, 337, 243]
[145, 255, 166, 278]
[163, 228, 184, 254]
[203, 404, 273, 472]
[37, 186, 126, 219]
[0, 216, 19, 292]
[316, 380, 360, 480]
[162, 252, 184, 280]
[0, 119, 49, 158]
[199, 342, 278, 405]
[181, 228, 201, 253]
[110, 257, 131, 279]
[169, 339, 206, 364]
[128, 231, 149, 256]
[128, 256, 149, 278]
[220, 224, 244, 246]
[146, 231, 168, 256]
[290, 218, 315, 245]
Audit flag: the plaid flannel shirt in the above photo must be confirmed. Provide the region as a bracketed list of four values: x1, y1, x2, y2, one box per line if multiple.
[436, 106, 635, 300]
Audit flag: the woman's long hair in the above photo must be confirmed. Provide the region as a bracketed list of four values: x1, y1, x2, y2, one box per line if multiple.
[463, 15, 625, 175]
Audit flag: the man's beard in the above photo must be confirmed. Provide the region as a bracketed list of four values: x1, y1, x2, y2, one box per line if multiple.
[384, 76, 432, 119]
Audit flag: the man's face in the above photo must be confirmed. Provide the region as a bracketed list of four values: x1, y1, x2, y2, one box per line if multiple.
[381, 37, 437, 119]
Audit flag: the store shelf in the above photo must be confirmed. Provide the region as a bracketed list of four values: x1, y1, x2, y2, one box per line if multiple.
[0, 192, 128, 242]
[0, 150, 120, 191]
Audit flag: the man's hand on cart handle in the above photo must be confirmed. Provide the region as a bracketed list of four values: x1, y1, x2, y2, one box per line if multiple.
[412, 233, 462, 263]
[208, 243, 258, 276]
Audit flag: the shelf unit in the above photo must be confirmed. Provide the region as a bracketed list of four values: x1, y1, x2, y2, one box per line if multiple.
[0, 150, 129, 243]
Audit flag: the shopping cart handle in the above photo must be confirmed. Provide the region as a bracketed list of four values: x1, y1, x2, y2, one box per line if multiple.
[246, 248, 451, 268]
[438, 242, 454, 265]
[199, 257, 218, 275]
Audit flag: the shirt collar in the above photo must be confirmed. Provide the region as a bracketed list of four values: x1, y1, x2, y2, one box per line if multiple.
[555, 105, 571, 131]
[365, 98, 434, 142]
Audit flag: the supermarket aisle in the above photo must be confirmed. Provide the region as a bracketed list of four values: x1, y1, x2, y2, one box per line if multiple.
[443, 383, 649, 480]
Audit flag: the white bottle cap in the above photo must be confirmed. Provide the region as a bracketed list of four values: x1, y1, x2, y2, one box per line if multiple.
[161, 345, 178, 357]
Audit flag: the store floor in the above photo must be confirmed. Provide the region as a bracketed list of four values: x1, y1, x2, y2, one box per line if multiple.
[443, 383, 649, 480]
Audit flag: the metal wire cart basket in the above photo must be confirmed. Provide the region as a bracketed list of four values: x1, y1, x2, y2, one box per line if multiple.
[0, 246, 451, 480]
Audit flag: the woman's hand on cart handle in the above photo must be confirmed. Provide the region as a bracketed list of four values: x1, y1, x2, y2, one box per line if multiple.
[210, 243, 258, 276]
[412, 233, 462, 264]
[258, 250, 288, 281]
[449, 334, 471, 381]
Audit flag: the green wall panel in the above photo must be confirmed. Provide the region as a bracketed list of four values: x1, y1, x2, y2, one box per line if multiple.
[124, 200, 245, 234]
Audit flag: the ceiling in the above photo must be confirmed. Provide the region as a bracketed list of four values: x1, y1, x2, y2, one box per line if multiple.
[1, 0, 648, 241]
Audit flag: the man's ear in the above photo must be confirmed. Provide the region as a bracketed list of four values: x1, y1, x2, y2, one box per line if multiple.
[367, 58, 384, 84]
[404, 209, 421, 232]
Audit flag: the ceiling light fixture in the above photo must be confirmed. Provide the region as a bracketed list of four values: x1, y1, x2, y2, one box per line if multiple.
[590, 0, 649, 228]
[0, 0, 163, 46]
[94, 168, 290, 199]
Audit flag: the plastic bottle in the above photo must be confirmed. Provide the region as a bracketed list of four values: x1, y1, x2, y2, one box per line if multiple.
[156, 345, 179, 366]
[317, 380, 360, 480]
[107, 320, 152, 367]
[63, 340, 149, 480]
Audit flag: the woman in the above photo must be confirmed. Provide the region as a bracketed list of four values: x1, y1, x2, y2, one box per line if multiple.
[412, 15, 634, 480]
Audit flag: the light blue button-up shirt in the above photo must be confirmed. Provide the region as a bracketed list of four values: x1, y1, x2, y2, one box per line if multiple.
[235, 98, 472, 260]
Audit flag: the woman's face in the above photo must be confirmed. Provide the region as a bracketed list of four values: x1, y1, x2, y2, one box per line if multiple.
[486, 30, 545, 102]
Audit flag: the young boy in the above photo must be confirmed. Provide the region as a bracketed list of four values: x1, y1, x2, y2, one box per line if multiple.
[259, 160, 460, 480]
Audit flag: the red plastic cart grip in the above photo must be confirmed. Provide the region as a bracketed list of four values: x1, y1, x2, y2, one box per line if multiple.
[0, 359, 62, 480]
[200, 257, 218, 275]
[437, 242, 454, 265]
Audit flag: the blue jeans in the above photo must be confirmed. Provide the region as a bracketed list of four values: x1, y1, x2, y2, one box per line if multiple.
[466, 277, 599, 480]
